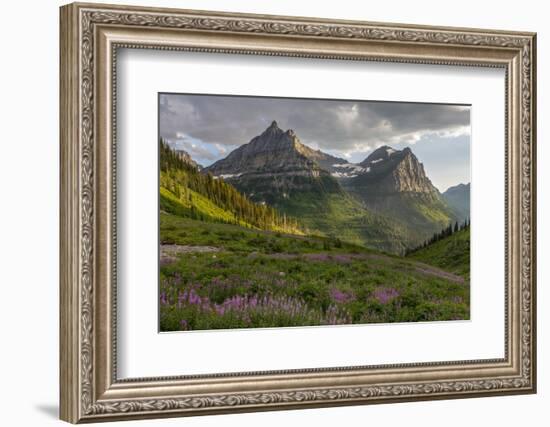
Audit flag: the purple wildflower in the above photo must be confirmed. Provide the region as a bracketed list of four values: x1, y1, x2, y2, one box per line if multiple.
[330, 288, 355, 304]
[372, 287, 400, 304]
[162, 285, 353, 329]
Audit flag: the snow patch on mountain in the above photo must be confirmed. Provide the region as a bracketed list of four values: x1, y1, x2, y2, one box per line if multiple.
[214, 173, 242, 180]
[330, 162, 370, 178]
[331, 171, 358, 178]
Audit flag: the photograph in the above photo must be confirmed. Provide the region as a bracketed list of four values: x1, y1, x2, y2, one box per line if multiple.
[158, 94, 471, 331]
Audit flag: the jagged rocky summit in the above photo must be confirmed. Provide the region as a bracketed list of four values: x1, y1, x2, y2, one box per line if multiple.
[206, 121, 326, 177]
[173, 148, 202, 170]
[204, 121, 342, 203]
[350, 145, 440, 195]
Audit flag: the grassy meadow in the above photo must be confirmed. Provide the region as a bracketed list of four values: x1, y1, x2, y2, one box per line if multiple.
[407, 227, 471, 281]
[160, 212, 469, 331]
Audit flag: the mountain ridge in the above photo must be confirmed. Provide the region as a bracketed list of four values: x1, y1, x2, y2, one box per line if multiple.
[205, 122, 411, 252]
[201, 122, 463, 252]
[206, 121, 324, 176]
[443, 182, 470, 222]
[352, 145, 439, 194]
[204, 120, 344, 204]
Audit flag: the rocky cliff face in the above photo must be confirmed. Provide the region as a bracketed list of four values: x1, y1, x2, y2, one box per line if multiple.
[354, 145, 438, 195]
[206, 121, 325, 177]
[204, 121, 341, 203]
[293, 143, 348, 172]
[342, 145, 457, 242]
[174, 148, 201, 170]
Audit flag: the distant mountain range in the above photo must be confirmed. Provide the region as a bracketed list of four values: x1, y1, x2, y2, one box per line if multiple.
[443, 183, 470, 222]
[203, 121, 406, 252]
[181, 121, 469, 253]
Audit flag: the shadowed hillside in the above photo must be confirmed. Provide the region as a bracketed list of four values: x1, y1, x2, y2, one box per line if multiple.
[407, 226, 470, 280]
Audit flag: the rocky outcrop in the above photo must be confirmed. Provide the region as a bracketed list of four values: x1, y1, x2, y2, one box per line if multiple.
[174, 148, 201, 170]
[342, 145, 457, 242]
[354, 145, 438, 195]
[293, 142, 348, 172]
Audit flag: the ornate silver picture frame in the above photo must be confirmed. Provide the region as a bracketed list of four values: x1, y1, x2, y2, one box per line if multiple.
[60, 2, 536, 423]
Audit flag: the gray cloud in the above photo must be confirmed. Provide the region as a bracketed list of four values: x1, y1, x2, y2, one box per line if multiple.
[169, 135, 238, 165]
[159, 93, 470, 157]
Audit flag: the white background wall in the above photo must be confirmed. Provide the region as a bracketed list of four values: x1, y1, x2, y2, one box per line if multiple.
[0, 0, 546, 426]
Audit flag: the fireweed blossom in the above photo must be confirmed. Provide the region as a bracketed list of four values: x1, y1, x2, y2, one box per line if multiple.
[176, 287, 212, 311]
[329, 288, 356, 304]
[323, 305, 352, 325]
[372, 287, 400, 304]
[163, 288, 352, 329]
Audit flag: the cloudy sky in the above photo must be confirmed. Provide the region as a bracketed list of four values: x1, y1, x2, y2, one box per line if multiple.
[159, 93, 470, 192]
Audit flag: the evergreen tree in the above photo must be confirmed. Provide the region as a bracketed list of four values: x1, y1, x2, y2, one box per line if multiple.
[159, 139, 301, 234]
[407, 219, 470, 254]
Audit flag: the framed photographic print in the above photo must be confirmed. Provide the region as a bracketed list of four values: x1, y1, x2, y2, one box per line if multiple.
[60, 2, 537, 423]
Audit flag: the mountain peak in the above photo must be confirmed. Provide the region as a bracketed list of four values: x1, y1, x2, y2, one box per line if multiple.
[266, 120, 282, 132]
[260, 120, 284, 138]
[362, 145, 400, 165]
[205, 122, 325, 178]
[204, 123, 342, 204]
[353, 145, 437, 195]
